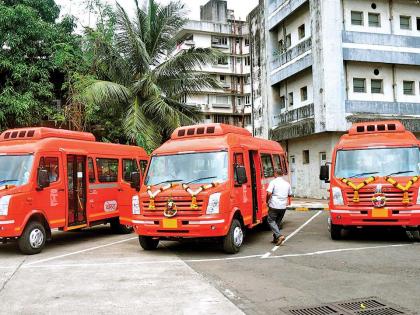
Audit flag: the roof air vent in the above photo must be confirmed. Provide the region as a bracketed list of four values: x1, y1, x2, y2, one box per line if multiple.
[4, 132, 10, 139]
[356, 126, 364, 133]
[27, 130, 35, 137]
[207, 126, 215, 134]
[178, 129, 186, 137]
[367, 125, 375, 132]
[187, 128, 195, 135]
[19, 131, 26, 137]
[377, 124, 385, 131]
[11, 131, 18, 138]
[197, 127, 205, 135]
[388, 124, 396, 131]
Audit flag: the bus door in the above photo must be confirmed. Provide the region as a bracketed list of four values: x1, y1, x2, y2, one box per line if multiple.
[66, 155, 87, 227]
[249, 150, 262, 224]
[119, 158, 141, 225]
[233, 152, 253, 224]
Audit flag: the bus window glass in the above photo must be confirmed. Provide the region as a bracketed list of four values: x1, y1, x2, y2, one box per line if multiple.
[261, 154, 274, 178]
[123, 159, 139, 182]
[40, 157, 59, 183]
[88, 158, 96, 183]
[335, 147, 420, 178]
[139, 160, 148, 177]
[145, 152, 228, 185]
[234, 153, 246, 184]
[0, 155, 34, 187]
[273, 154, 282, 175]
[280, 155, 288, 175]
[96, 158, 119, 182]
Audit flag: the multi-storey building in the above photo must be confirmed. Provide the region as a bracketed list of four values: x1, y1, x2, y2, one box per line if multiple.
[249, 0, 420, 198]
[175, 0, 252, 130]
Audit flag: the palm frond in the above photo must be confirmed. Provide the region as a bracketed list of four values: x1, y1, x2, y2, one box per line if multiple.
[163, 97, 203, 125]
[159, 72, 221, 97]
[85, 80, 132, 107]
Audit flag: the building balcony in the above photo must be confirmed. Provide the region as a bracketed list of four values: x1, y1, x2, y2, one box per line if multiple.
[268, 0, 308, 30]
[181, 21, 248, 36]
[345, 100, 420, 116]
[271, 37, 312, 71]
[270, 52, 312, 85]
[273, 103, 314, 125]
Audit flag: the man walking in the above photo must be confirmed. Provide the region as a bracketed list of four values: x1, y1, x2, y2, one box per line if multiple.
[266, 171, 291, 245]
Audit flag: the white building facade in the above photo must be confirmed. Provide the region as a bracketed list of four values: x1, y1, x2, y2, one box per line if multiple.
[175, 0, 252, 130]
[249, 0, 420, 198]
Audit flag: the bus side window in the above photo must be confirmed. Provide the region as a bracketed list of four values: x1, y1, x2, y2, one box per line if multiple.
[123, 159, 139, 182]
[280, 155, 288, 175]
[234, 153, 246, 184]
[273, 154, 282, 176]
[88, 158, 96, 183]
[96, 158, 119, 182]
[139, 160, 148, 177]
[261, 154, 274, 178]
[39, 157, 59, 183]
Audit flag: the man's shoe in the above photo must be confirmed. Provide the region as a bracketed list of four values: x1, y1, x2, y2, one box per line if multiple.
[271, 237, 278, 244]
[276, 235, 286, 246]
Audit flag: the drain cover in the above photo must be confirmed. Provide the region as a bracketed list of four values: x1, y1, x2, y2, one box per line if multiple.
[281, 297, 412, 315]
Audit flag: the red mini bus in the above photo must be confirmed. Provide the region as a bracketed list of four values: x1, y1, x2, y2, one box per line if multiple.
[0, 127, 148, 254]
[132, 123, 289, 253]
[320, 121, 420, 239]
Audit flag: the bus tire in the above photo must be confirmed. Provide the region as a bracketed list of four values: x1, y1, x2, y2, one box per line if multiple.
[111, 219, 133, 234]
[330, 223, 342, 240]
[18, 221, 46, 255]
[139, 236, 159, 250]
[223, 219, 244, 254]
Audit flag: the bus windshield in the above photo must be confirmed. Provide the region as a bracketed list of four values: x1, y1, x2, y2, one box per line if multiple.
[0, 154, 34, 187]
[145, 151, 228, 186]
[335, 147, 420, 179]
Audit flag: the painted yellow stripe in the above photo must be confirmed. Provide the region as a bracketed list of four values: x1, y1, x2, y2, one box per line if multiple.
[67, 224, 87, 230]
[295, 207, 309, 211]
[49, 219, 65, 225]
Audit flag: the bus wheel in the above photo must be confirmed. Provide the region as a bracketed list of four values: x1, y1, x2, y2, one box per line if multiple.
[18, 221, 46, 255]
[223, 219, 243, 254]
[139, 236, 159, 250]
[330, 222, 342, 240]
[111, 219, 133, 234]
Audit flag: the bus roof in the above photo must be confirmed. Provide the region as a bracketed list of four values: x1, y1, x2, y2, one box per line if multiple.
[155, 123, 283, 155]
[337, 121, 418, 149]
[0, 128, 147, 157]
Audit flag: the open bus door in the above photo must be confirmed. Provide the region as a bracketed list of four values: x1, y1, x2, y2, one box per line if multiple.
[249, 150, 263, 224]
[66, 155, 87, 228]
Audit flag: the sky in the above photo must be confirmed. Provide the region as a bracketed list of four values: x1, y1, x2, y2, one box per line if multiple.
[56, 0, 259, 29]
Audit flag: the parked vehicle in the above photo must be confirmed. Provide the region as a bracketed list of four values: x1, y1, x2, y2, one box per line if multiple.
[132, 123, 289, 253]
[0, 127, 148, 254]
[320, 121, 420, 239]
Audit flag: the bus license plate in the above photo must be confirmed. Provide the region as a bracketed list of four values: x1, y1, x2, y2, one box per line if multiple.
[372, 208, 388, 218]
[163, 219, 178, 228]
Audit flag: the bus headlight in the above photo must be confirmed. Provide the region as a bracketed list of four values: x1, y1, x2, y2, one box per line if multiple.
[0, 195, 11, 216]
[206, 193, 221, 214]
[132, 195, 140, 215]
[332, 187, 344, 206]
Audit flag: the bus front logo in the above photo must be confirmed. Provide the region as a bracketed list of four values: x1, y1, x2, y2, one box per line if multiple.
[164, 198, 177, 217]
[372, 185, 386, 208]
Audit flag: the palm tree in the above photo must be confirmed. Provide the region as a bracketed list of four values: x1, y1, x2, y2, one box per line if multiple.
[85, 0, 220, 147]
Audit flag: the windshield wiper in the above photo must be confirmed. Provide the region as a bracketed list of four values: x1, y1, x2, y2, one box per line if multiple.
[386, 170, 415, 177]
[348, 172, 379, 179]
[0, 179, 18, 185]
[152, 179, 184, 186]
[186, 176, 217, 185]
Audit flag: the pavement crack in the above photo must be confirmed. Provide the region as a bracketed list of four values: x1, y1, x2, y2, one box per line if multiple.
[0, 258, 26, 295]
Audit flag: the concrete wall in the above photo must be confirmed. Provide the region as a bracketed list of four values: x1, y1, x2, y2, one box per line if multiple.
[285, 132, 342, 199]
[276, 4, 311, 50]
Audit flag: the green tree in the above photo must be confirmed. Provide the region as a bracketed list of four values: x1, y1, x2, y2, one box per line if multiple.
[86, 0, 220, 147]
[0, 0, 80, 129]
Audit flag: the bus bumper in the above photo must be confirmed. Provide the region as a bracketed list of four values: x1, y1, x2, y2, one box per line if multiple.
[132, 214, 231, 238]
[0, 219, 21, 238]
[330, 209, 420, 227]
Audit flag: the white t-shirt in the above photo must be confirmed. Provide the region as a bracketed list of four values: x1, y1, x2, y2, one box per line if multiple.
[266, 177, 291, 209]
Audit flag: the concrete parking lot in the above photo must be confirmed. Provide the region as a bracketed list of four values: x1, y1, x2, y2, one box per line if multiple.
[1, 211, 419, 314]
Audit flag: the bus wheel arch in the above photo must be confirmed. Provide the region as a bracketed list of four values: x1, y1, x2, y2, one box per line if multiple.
[18, 213, 50, 255]
[223, 209, 245, 254]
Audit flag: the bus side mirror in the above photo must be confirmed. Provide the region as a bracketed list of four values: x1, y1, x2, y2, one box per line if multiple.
[130, 172, 141, 191]
[235, 165, 247, 185]
[320, 165, 330, 183]
[37, 168, 50, 190]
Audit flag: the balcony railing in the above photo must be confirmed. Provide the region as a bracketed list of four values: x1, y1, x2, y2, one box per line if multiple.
[271, 37, 312, 70]
[273, 103, 314, 126]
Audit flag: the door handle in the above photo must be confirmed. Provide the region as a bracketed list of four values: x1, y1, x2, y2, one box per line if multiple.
[118, 188, 123, 192]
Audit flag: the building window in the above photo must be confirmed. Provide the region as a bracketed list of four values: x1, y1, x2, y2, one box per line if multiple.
[371, 79, 383, 94]
[300, 86, 308, 101]
[245, 56, 251, 66]
[205, 115, 211, 119]
[351, 11, 364, 25]
[245, 38, 250, 46]
[220, 75, 225, 82]
[403, 81, 415, 95]
[237, 97, 242, 106]
[417, 17, 420, 31]
[400, 16, 411, 30]
[368, 13, 380, 27]
[217, 56, 228, 65]
[288, 92, 294, 107]
[303, 150, 310, 164]
[215, 95, 229, 104]
[235, 38, 240, 44]
[280, 96, 286, 109]
[245, 95, 250, 104]
[298, 24, 305, 39]
[212, 36, 228, 46]
[278, 39, 285, 52]
[213, 114, 230, 124]
[353, 78, 366, 93]
[285, 34, 291, 49]
[244, 115, 251, 126]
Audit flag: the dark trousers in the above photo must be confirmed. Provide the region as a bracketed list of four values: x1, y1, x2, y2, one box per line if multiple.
[267, 207, 286, 239]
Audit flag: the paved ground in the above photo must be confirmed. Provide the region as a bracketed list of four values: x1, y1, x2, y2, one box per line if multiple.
[1, 210, 419, 314]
